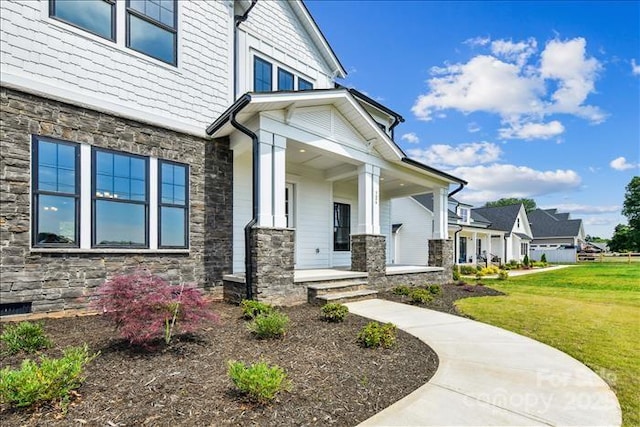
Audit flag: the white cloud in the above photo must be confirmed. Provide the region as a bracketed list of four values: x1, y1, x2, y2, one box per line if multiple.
[610, 156, 638, 171]
[583, 216, 617, 226]
[412, 37, 605, 140]
[451, 164, 582, 205]
[407, 142, 502, 167]
[499, 120, 565, 140]
[400, 132, 420, 144]
[631, 59, 640, 76]
[464, 36, 491, 47]
[542, 204, 620, 215]
[467, 122, 481, 133]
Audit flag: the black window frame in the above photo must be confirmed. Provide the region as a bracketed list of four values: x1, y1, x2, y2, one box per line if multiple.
[253, 56, 273, 92]
[333, 202, 351, 252]
[49, 0, 116, 42]
[91, 147, 150, 248]
[158, 159, 189, 249]
[31, 136, 81, 248]
[298, 78, 313, 91]
[126, 0, 178, 66]
[277, 67, 294, 91]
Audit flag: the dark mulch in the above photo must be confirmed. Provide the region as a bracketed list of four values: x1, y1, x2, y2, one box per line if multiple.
[1, 302, 438, 426]
[379, 281, 505, 317]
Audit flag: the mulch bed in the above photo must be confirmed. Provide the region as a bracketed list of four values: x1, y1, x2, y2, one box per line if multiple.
[378, 281, 505, 317]
[1, 302, 438, 426]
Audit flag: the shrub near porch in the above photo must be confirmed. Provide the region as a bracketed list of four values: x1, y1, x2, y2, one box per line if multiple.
[456, 263, 640, 427]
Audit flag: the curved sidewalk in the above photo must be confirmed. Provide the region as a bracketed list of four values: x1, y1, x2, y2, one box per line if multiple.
[345, 299, 621, 426]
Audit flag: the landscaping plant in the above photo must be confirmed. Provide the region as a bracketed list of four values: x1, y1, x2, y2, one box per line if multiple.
[541, 253, 547, 263]
[428, 284, 442, 295]
[452, 265, 461, 281]
[91, 272, 218, 346]
[0, 344, 97, 409]
[409, 288, 433, 304]
[0, 321, 52, 354]
[498, 269, 509, 280]
[357, 322, 397, 349]
[227, 359, 291, 404]
[240, 300, 274, 320]
[321, 303, 349, 322]
[247, 311, 290, 339]
[391, 285, 411, 296]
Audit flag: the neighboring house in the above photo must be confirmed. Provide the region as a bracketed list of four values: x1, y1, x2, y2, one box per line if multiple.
[471, 204, 533, 263]
[0, 0, 466, 314]
[529, 209, 586, 250]
[391, 195, 509, 266]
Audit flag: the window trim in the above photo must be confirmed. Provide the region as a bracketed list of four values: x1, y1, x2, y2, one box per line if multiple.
[49, 0, 116, 42]
[158, 159, 189, 249]
[31, 136, 81, 248]
[91, 147, 150, 248]
[333, 202, 351, 252]
[125, 0, 178, 66]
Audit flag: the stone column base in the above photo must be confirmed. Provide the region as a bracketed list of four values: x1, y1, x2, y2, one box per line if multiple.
[429, 239, 454, 281]
[351, 234, 386, 281]
[249, 227, 297, 305]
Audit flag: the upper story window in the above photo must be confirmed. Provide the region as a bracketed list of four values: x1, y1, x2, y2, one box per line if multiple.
[254, 57, 273, 92]
[127, 0, 177, 65]
[50, 0, 116, 41]
[298, 78, 313, 91]
[32, 137, 80, 247]
[517, 218, 521, 228]
[93, 149, 148, 247]
[460, 208, 469, 223]
[278, 68, 294, 91]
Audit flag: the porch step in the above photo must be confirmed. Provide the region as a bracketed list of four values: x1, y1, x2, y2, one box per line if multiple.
[307, 278, 376, 305]
[314, 289, 378, 305]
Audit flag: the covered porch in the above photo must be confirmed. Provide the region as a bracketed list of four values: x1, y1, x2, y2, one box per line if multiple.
[207, 89, 463, 304]
[455, 229, 506, 266]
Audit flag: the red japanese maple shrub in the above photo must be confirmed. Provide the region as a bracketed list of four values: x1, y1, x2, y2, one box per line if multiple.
[91, 272, 218, 346]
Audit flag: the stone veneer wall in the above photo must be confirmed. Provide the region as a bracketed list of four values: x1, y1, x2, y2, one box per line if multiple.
[0, 88, 233, 313]
[248, 227, 297, 305]
[351, 234, 386, 280]
[428, 239, 454, 281]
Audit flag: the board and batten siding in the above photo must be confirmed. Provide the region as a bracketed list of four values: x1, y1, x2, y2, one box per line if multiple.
[0, 1, 233, 135]
[391, 197, 432, 265]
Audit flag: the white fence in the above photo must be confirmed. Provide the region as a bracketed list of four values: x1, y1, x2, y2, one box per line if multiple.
[530, 248, 577, 264]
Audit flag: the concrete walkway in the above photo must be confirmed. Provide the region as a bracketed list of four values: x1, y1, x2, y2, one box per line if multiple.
[345, 299, 621, 426]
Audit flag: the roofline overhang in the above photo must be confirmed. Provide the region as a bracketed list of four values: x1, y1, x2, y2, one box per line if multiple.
[401, 157, 468, 186]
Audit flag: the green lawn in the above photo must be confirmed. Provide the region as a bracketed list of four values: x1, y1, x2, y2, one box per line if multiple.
[456, 263, 640, 427]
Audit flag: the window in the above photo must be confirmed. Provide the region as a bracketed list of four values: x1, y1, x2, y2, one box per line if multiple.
[32, 137, 80, 247]
[333, 203, 350, 251]
[277, 68, 294, 91]
[460, 208, 469, 223]
[127, 0, 177, 65]
[298, 78, 313, 91]
[93, 149, 148, 247]
[254, 57, 272, 92]
[50, 0, 116, 41]
[159, 161, 188, 248]
[521, 242, 529, 255]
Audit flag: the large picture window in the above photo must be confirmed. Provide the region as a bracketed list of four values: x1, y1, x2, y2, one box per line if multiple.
[50, 0, 116, 41]
[126, 0, 177, 65]
[32, 137, 80, 247]
[159, 160, 188, 248]
[254, 57, 272, 92]
[93, 149, 148, 247]
[333, 202, 351, 252]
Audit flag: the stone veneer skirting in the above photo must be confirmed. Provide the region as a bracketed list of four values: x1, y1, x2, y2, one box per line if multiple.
[0, 88, 233, 313]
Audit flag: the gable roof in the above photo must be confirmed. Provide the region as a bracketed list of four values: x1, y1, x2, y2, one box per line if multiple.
[472, 204, 523, 232]
[412, 194, 459, 219]
[528, 209, 583, 238]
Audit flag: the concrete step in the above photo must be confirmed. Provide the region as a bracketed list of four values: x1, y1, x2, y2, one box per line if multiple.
[307, 279, 368, 293]
[313, 289, 378, 305]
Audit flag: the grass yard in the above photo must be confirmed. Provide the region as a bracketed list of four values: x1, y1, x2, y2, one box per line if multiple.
[456, 263, 640, 427]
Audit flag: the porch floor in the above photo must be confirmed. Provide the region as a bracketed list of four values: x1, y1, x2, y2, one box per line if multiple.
[223, 265, 443, 284]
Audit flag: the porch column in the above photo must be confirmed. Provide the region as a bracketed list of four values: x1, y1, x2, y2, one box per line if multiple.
[357, 164, 380, 234]
[487, 235, 492, 263]
[257, 130, 287, 227]
[471, 231, 477, 263]
[433, 187, 448, 239]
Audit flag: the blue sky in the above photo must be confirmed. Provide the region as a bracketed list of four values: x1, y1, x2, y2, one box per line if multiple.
[306, 1, 640, 238]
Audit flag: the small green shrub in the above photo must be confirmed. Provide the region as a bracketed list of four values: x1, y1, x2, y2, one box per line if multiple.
[0, 321, 52, 354]
[523, 254, 530, 267]
[247, 311, 290, 339]
[452, 265, 460, 281]
[357, 322, 397, 349]
[540, 253, 547, 263]
[409, 288, 433, 304]
[428, 284, 442, 295]
[227, 359, 291, 404]
[392, 285, 411, 296]
[459, 265, 477, 275]
[321, 303, 349, 322]
[508, 259, 519, 267]
[0, 344, 97, 409]
[498, 269, 509, 280]
[240, 300, 275, 320]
